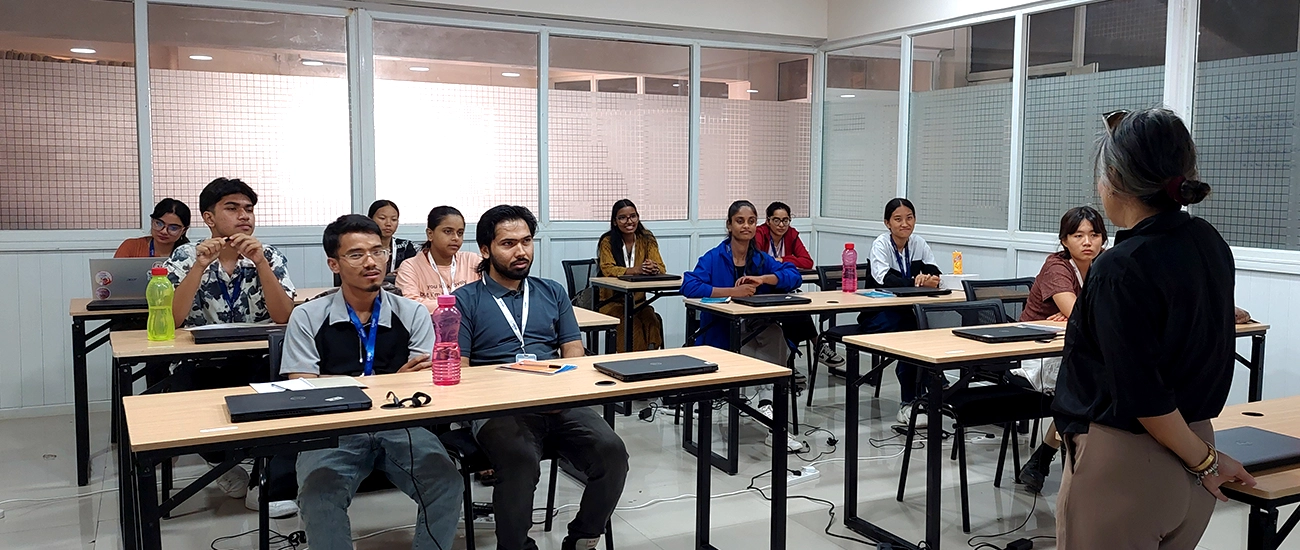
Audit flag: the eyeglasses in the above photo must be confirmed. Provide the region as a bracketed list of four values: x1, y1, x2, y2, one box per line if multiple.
[151, 219, 185, 234]
[340, 248, 392, 265]
[1102, 109, 1129, 133]
[768, 217, 791, 225]
[616, 213, 640, 223]
[380, 391, 431, 410]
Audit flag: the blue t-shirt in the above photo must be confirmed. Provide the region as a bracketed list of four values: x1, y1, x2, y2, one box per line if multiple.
[453, 275, 581, 366]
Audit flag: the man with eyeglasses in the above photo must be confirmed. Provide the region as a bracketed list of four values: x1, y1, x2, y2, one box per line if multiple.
[278, 214, 462, 550]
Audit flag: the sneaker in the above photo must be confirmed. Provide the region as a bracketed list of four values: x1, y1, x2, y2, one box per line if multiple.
[817, 343, 846, 368]
[757, 402, 775, 421]
[896, 404, 928, 429]
[244, 486, 299, 518]
[215, 466, 249, 499]
[562, 535, 602, 550]
[765, 432, 805, 453]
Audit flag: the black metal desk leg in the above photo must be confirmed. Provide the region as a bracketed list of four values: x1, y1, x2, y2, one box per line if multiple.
[696, 399, 712, 550]
[924, 369, 945, 549]
[771, 378, 788, 550]
[623, 290, 635, 353]
[1249, 334, 1266, 402]
[258, 456, 271, 550]
[136, 456, 162, 550]
[117, 358, 139, 550]
[1248, 506, 1278, 550]
[844, 350, 860, 522]
[72, 318, 91, 487]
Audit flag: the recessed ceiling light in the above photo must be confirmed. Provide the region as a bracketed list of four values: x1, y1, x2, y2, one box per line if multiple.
[747, 89, 759, 93]
[409, 66, 430, 72]
[189, 55, 213, 61]
[840, 94, 857, 98]
[70, 47, 96, 55]
[302, 60, 324, 66]
[672, 83, 681, 87]
[501, 72, 520, 77]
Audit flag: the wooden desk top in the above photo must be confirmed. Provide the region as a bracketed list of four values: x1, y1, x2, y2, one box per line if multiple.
[71, 286, 336, 318]
[1217, 396, 1300, 501]
[123, 346, 788, 453]
[111, 309, 622, 361]
[685, 290, 964, 317]
[843, 321, 1270, 366]
[589, 276, 683, 292]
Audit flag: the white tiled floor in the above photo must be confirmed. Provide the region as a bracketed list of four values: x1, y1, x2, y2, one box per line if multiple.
[0, 366, 1290, 549]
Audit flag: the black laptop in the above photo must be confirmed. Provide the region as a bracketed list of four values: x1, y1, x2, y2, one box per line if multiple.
[594, 354, 719, 382]
[190, 324, 285, 345]
[617, 273, 681, 282]
[952, 325, 1062, 344]
[86, 298, 148, 311]
[732, 294, 813, 307]
[876, 287, 953, 298]
[226, 387, 373, 423]
[1215, 426, 1300, 473]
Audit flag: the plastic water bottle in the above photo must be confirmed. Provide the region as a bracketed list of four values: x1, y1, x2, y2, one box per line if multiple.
[842, 243, 857, 293]
[432, 294, 461, 386]
[146, 267, 175, 341]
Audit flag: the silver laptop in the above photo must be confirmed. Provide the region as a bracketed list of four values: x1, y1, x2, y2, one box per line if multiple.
[88, 258, 162, 309]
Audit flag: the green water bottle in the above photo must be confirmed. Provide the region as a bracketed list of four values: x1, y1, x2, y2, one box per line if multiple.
[146, 267, 175, 341]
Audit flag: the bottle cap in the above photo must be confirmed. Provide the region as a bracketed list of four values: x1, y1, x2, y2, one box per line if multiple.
[436, 295, 457, 307]
[845, 243, 855, 250]
[151, 267, 168, 276]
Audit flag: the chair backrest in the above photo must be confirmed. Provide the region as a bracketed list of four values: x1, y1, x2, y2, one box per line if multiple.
[561, 258, 598, 299]
[962, 277, 1036, 322]
[268, 331, 286, 382]
[913, 299, 1008, 330]
[815, 262, 873, 291]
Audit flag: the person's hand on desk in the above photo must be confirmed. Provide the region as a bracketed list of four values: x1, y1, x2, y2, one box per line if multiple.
[914, 274, 940, 288]
[1047, 313, 1068, 322]
[641, 260, 660, 275]
[736, 275, 776, 288]
[397, 354, 432, 373]
[1201, 452, 1256, 501]
[1235, 307, 1252, 324]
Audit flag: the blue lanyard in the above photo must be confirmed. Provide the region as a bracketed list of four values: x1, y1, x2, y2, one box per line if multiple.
[347, 295, 382, 376]
[893, 243, 911, 281]
[218, 271, 244, 323]
[148, 239, 155, 258]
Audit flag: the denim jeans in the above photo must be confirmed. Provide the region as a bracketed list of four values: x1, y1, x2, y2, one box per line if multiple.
[475, 408, 629, 550]
[295, 429, 462, 550]
[856, 308, 927, 405]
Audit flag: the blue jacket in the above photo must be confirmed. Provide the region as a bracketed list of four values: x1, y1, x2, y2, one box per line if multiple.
[682, 238, 803, 349]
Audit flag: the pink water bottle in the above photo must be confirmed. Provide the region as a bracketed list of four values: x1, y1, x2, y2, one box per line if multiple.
[842, 243, 858, 293]
[432, 295, 461, 386]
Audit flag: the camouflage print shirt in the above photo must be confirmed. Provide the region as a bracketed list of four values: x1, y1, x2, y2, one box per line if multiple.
[163, 243, 297, 327]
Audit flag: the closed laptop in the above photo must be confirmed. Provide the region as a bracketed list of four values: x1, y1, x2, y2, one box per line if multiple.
[226, 386, 372, 423]
[190, 324, 285, 345]
[594, 354, 719, 382]
[875, 287, 952, 298]
[731, 294, 813, 308]
[617, 273, 681, 282]
[952, 325, 1060, 344]
[1215, 426, 1300, 473]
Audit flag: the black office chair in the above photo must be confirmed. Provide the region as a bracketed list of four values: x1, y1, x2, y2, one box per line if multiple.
[810, 263, 880, 406]
[962, 277, 1036, 323]
[896, 300, 1054, 533]
[562, 258, 600, 310]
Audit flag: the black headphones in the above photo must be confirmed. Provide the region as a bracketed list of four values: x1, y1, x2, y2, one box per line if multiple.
[380, 391, 431, 409]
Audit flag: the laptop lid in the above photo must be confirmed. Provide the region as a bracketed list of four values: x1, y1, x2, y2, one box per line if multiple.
[732, 294, 813, 307]
[189, 323, 286, 345]
[593, 354, 719, 382]
[617, 273, 681, 282]
[89, 258, 161, 301]
[877, 287, 953, 298]
[225, 386, 372, 423]
[952, 325, 1060, 344]
[1215, 426, 1300, 473]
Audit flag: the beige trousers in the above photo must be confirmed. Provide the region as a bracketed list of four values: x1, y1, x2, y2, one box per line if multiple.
[1058, 421, 1217, 550]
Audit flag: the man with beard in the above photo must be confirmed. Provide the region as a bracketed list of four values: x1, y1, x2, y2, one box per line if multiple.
[453, 205, 628, 550]
[281, 214, 463, 550]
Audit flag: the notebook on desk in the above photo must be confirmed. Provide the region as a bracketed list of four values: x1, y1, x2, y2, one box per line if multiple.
[226, 386, 372, 423]
[617, 274, 681, 282]
[731, 294, 812, 307]
[1215, 426, 1300, 473]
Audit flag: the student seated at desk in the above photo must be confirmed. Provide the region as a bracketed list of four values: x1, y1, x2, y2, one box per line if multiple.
[755, 200, 842, 368]
[452, 205, 628, 550]
[864, 198, 942, 428]
[596, 199, 666, 352]
[333, 200, 420, 287]
[682, 200, 803, 452]
[395, 205, 481, 311]
[163, 177, 298, 515]
[1013, 205, 1107, 494]
[281, 214, 463, 550]
[115, 198, 191, 258]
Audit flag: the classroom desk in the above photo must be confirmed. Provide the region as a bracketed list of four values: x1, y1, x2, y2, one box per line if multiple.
[681, 290, 965, 475]
[67, 287, 333, 486]
[589, 276, 683, 353]
[1217, 395, 1300, 550]
[118, 347, 792, 550]
[840, 321, 1271, 550]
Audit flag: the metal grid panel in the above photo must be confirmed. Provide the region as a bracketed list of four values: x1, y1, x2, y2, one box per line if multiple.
[698, 97, 811, 219]
[907, 83, 1013, 229]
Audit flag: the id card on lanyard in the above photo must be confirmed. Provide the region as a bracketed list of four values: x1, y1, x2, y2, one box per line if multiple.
[429, 251, 457, 296]
[347, 295, 382, 376]
[893, 243, 911, 281]
[218, 269, 244, 324]
[491, 279, 535, 362]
